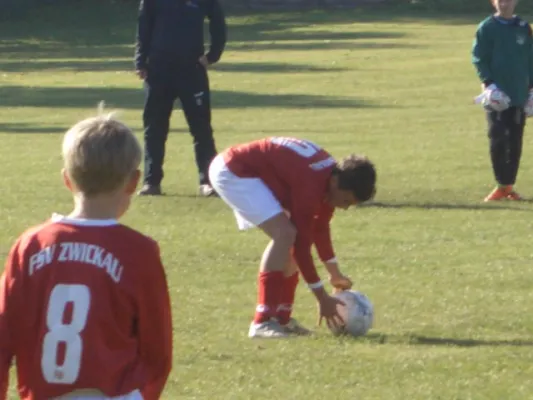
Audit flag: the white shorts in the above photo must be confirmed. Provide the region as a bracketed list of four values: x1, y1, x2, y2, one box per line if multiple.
[209, 154, 283, 230]
[54, 389, 142, 400]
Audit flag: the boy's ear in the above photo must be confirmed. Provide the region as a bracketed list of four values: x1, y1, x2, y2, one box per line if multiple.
[62, 169, 74, 192]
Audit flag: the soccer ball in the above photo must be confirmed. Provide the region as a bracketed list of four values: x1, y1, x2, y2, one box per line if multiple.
[331, 290, 373, 337]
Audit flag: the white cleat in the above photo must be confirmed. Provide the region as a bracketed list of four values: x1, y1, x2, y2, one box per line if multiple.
[198, 184, 218, 197]
[279, 318, 313, 336]
[248, 320, 290, 339]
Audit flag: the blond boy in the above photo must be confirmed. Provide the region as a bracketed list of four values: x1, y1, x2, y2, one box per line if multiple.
[0, 110, 172, 399]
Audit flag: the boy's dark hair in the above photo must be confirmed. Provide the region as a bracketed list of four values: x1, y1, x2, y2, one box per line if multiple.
[333, 155, 376, 202]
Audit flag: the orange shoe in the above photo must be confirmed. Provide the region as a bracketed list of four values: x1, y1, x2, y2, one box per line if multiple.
[484, 186, 510, 202]
[507, 190, 522, 201]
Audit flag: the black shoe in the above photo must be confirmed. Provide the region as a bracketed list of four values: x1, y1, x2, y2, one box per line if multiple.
[198, 184, 218, 197]
[137, 184, 162, 196]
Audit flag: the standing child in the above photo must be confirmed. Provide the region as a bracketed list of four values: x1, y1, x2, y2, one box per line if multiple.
[472, 0, 533, 202]
[0, 110, 173, 399]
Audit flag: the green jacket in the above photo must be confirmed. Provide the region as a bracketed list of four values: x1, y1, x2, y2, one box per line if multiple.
[472, 15, 533, 107]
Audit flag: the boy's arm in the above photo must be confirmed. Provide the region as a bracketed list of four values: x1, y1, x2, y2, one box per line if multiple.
[472, 24, 494, 87]
[289, 192, 324, 289]
[313, 206, 335, 265]
[0, 244, 20, 400]
[313, 207, 352, 290]
[0, 274, 11, 400]
[291, 212, 322, 288]
[527, 24, 533, 89]
[137, 241, 173, 400]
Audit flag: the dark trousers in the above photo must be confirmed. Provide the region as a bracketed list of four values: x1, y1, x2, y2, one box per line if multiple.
[486, 107, 526, 186]
[143, 60, 217, 186]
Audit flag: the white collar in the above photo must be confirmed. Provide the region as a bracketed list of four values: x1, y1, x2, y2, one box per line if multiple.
[51, 213, 119, 227]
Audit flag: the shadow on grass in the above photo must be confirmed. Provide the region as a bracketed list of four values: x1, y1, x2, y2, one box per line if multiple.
[0, 122, 196, 135]
[0, 123, 64, 134]
[226, 29, 408, 44]
[0, 85, 378, 110]
[364, 333, 533, 347]
[361, 201, 533, 212]
[0, 0, 493, 30]
[0, 1, 424, 74]
[227, 8, 490, 27]
[0, 36, 414, 73]
[227, 41, 417, 52]
[0, 59, 133, 73]
[212, 61, 346, 73]
[0, 59, 345, 74]
[412, 335, 533, 347]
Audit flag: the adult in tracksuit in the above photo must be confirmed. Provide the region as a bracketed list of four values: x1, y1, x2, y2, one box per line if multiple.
[135, 0, 227, 196]
[472, 0, 533, 202]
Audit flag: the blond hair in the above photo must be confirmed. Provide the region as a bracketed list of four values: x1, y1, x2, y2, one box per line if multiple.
[62, 105, 142, 196]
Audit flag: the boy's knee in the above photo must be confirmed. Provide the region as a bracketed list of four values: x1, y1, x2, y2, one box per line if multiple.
[259, 212, 297, 246]
[271, 223, 297, 246]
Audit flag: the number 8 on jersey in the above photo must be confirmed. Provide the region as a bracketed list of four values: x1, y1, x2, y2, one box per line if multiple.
[41, 284, 91, 385]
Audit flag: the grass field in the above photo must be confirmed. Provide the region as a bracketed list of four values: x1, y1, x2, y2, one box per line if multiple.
[2, 2, 533, 399]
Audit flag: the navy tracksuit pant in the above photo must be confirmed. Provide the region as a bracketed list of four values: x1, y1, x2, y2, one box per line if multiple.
[486, 107, 526, 186]
[143, 54, 217, 186]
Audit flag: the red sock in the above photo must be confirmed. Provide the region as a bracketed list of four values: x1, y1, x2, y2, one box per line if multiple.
[254, 271, 284, 324]
[276, 272, 299, 325]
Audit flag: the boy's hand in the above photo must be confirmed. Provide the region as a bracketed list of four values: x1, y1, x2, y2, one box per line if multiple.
[324, 260, 353, 291]
[525, 88, 533, 117]
[313, 288, 345, 331]
[329, 273, 353, 292]
[474, 84, 510, 112]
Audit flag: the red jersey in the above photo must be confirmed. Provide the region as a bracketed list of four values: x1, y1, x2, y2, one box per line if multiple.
[0, 215, 172, 400]
[223, 137, 337, 285]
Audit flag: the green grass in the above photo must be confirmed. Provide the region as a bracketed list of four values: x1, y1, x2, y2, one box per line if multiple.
[2, 2, 533, 399]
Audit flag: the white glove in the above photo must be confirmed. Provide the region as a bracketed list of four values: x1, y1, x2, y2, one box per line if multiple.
[525, 88, 533, 117]
[474, 84, 511, 112]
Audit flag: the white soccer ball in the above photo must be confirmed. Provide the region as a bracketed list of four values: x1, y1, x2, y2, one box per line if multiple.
[332, 290, 374, 337]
